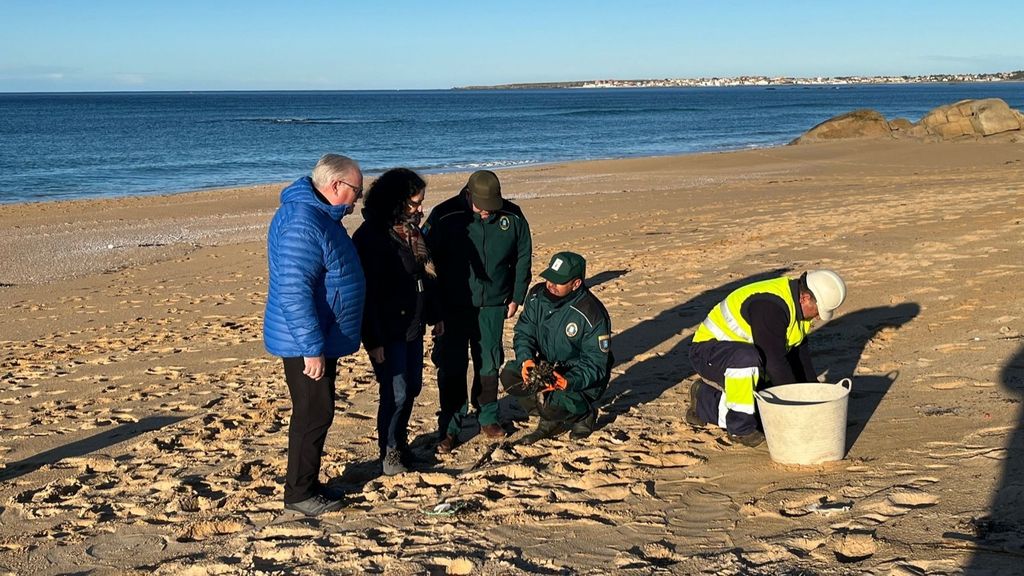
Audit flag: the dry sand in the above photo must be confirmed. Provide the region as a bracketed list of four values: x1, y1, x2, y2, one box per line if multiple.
[0, 140, 1022, 575]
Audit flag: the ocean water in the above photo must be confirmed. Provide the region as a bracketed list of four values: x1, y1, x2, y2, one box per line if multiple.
[0, 83, 1021, 204]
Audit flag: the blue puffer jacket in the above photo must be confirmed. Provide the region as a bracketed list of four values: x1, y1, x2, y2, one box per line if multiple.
[263, 176, 366, 358]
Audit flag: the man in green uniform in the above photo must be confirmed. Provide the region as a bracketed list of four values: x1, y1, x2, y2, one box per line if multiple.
[424, 170, 532, 453]
[499, 252, 613, 444]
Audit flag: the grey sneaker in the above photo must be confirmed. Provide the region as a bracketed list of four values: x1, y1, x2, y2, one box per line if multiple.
[382, 448, 408, 476]
[284, 493, 344, 517]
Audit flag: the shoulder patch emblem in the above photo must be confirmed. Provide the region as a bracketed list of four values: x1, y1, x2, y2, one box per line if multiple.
[598, 334, 610, 353]
[499, 215, 510, 231]
[565, 322, 579, 338]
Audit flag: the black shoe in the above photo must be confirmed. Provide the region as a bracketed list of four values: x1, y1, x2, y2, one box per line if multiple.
[569, 410, 597, 440]
[729, 430, 765, 448]
[521, 419, 567, 445]
[382, 448, 408, 476]
[685, 381, 704, 426]
[284, 493, 344, 517]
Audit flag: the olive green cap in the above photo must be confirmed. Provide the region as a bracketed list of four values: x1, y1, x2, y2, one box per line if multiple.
[465, 170, 503, 211]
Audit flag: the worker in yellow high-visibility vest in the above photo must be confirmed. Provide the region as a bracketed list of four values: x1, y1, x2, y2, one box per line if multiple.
[686, 270, 847, 447]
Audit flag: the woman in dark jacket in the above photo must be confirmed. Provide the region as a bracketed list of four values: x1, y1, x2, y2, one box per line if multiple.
[352, 168, 442, 475]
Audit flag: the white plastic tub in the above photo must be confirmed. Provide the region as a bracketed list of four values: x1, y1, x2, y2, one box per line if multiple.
[755, 378, 852, 465]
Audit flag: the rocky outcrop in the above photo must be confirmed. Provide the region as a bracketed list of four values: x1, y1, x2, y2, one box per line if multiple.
[791, 109, 892, 144]
[792, 98, 1023, 144]
[919, 98, 1021, 138]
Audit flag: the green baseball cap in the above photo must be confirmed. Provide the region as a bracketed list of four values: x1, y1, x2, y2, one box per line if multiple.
[540, 251, 586, 284]
[465, 170, 503, 211]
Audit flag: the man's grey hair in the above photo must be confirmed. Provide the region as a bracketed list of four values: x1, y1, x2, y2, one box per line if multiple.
[311, 154, 360, 189]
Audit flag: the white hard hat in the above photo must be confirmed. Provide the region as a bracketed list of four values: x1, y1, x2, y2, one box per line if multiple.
[806, 269, 847, 322]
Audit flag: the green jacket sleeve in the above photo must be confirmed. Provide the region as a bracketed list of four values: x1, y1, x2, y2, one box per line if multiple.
[512, 217, 532, 305]
[512, 293, 540, 363]
[564, 314, 612, 392]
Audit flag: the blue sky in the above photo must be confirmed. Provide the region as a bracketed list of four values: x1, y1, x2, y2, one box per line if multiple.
[1, 0, 1020, 91]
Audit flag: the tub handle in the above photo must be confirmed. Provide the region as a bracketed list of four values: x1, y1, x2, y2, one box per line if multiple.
[838, 377, 852, 391]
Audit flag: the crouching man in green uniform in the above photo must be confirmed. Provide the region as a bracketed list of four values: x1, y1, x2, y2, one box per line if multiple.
[424, 170, 532, 453]
[499, 252, 613, 444]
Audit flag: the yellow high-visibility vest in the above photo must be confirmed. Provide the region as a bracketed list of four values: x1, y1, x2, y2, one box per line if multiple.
[692, 277, 810, 350]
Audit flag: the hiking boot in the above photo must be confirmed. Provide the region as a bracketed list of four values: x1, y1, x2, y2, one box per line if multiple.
[730, 430, 765, 448]
[435, 434, 457, 454]
[520, 419, 567, 445]
[569, 410, 597, 440]
[685, 381, 704, 426]
[382, 448, 408, 476]
[481, 423, 506, 439]
[284, 493, 344, 517]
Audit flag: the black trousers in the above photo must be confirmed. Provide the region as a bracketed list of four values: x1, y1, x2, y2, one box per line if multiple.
[282, 356, 337, 504]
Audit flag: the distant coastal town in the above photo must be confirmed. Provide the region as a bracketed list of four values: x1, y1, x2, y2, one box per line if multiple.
[456, 71, 1024, 90]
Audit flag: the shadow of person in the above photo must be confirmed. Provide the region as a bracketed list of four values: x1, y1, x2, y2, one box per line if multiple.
[808, 303, 921, 452]
[323, 459, 381, 497]
[599, 268, 790, 427]
[964, 343, 1024, 574]
[587, 269, 629, 290]
[0, 415, 187, 482]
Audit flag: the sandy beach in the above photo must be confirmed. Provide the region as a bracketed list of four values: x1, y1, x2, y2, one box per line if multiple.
[1, 139, 1023, 575]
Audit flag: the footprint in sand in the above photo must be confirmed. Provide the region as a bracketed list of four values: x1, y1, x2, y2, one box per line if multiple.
[771, 528, 828, 556]
[621, 540, 683, 568]
[829, 530, 877, 562]
[664, 488, 737, 546]
[854, 485, 938, 522]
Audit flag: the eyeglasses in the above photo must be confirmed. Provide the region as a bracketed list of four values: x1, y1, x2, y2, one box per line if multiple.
[407, 197, 424, 208]
[336, 179, 363, 196]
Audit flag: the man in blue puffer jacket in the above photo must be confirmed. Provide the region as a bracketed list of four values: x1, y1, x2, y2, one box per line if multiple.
[263, 153, 366, 517]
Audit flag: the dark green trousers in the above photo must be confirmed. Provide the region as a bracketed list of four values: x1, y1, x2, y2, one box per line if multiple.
[435, 305, 506, 435]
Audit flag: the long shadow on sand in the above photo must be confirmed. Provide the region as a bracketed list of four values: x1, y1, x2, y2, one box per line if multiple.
[0, 415, 187, 482]
[809, 303, 920, 452]
[587, 269, 629, 289]
[964, 343, 1024, 574]
[599, 268, 789, 426]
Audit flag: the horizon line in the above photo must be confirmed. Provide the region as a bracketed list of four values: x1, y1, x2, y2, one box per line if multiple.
[4, 80, 1024, 96]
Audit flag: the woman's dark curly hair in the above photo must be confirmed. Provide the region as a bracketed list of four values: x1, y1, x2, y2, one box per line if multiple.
[361, 168, 426, 226]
